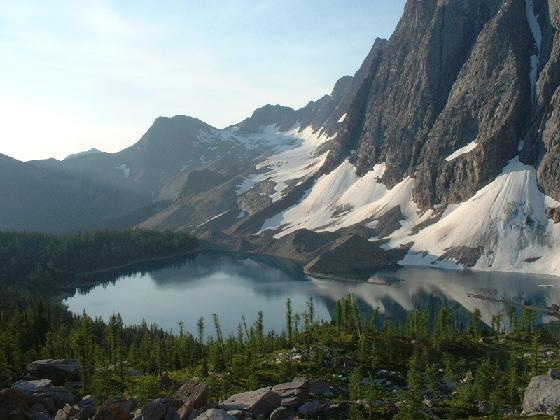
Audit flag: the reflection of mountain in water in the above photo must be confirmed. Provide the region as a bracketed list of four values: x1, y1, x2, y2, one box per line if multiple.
[148, 253, 309, 301]
[310, 268, 560, 327]
[68, 253, 560, 334]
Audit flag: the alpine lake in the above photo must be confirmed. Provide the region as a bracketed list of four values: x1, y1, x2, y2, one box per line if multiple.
[65, 251, 560, 336]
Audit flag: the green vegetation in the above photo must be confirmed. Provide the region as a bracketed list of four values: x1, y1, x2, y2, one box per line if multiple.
[1, 287, 557, 417]
[0, 231, 556, 417]
[0, 230, 198, 292]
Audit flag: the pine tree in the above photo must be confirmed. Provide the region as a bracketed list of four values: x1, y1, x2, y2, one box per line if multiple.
[212, 313, 226, 372]
[286, 298, 293, 346]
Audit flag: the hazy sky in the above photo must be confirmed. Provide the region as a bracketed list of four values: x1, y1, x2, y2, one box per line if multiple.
[0, 1, 405, 161]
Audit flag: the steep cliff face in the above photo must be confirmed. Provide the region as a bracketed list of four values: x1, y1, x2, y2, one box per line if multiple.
[231, 0, 560, 276]
[339, 0, 503, 187]
[414, 0, 533, 208]
[533, 0, 560, 204]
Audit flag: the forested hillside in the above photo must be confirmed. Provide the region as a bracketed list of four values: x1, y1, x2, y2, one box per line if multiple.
[0, 230, 198, 291]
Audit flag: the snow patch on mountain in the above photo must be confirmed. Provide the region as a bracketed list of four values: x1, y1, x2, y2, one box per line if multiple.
[445, 141, 478, 161]
[525, 0, 542, 100]
[237, 126, 332, 200]
[338, 113, 347, 123]
[260, 159, 435, 239]
[258, 149, 560, 276]
[398, 158, 560, 276]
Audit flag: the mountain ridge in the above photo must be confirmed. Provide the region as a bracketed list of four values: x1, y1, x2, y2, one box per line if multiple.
[3, 0, 560, 277]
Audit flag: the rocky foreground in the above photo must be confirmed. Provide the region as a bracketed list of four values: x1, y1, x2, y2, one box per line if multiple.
[6, 357, 560, 419]
[1, 369, 340, 420]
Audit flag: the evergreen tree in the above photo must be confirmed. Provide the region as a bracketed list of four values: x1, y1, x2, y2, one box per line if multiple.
[286, 298, 293, 346]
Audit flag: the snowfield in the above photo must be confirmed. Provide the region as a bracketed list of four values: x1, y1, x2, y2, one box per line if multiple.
[401, 158, 560, 276]
[258, 152, 560, 277]
[237, 126, 331, 201]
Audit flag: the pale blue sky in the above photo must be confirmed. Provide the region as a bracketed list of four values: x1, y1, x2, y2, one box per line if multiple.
[0, 1, 405, 161]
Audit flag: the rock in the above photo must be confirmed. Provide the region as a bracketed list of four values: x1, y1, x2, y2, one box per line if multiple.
[546, 207, 560, 224]
[176, 400, 193, 420]
[95, 399, 137, 420]
[55, 404, 79, 420]
[55, 403, 96, 420]
[279, 397, 301, 409]
[225, 409, 243, 419]
[13, 379, 75, 410]
[175, 381, 208, 409]
[271, 377, 309, 399]
[308, 379, 335, 398]
[13, 379, 53, 393]
[80, 395, 95, 407]
[133, 398, 181, 420]
[0, 388, 55, 419]
[523, 374, 560, 415]
[296, 400, 328, 416]
[27, 359, 81, 385]
[220, 387, 281, 417]
[269, 406, 291, 420]
[194, 408, 235, 420]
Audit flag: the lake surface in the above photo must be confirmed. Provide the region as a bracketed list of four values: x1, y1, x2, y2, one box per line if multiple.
[65, 252, 560, 336]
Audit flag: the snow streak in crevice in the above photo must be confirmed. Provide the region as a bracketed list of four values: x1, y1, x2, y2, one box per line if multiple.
[525, 0, 543, 101]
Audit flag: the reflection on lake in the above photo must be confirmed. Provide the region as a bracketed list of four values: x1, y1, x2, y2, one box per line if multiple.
[65, 252, 560, 335]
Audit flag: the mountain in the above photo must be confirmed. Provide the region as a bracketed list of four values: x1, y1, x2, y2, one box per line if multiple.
[142, 0, 560, 278]
[64, 148, 103, 160]
[0, 154, 148, 233]
[4, 0, 560, 277]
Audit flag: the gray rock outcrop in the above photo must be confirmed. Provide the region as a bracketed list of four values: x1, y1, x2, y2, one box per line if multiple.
[522, 370, 560, 415]
[27, 360, 81, 385]
[219, 387, 280, 417]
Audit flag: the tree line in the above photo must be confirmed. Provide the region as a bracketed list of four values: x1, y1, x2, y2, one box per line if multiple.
[0, 230, 198, 291]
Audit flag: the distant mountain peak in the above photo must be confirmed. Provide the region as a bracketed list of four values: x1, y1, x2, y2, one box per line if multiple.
[64, 148, 103, 160]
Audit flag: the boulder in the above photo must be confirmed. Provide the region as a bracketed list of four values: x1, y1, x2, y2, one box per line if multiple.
[308, 379, 335, 398]
[79, 395, 95, 407]
[269, 406, 291, 420]
[27, 359, 81, 385]
[55, 403, 97, 420]
[175, 381, 208, 409]
[271, 377, 309, 399]
[95, 399, 137, 420]
[13, 379, 75, 410]
[176, 400, 194, 420]
[297, 400, 328, 416]
[194, 408, 235, 420]
[523, 373, 560, 415]
[133, 398, 181, 420]
[220, 387, 280, 417]
[0, 388, 54, 419]
[225, 410, 243, 419]
[279, 397, 301, 408]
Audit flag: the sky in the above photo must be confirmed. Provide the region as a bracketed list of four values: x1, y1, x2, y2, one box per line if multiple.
[0, 1, 405, 161]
